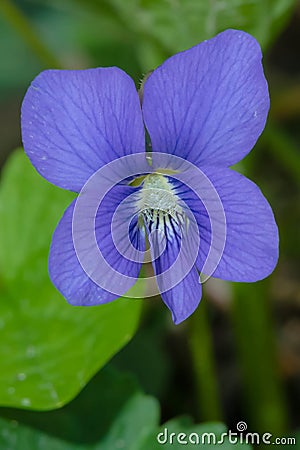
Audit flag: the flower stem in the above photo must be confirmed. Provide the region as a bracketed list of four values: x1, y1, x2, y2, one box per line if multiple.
[263, 124, 300, 188]
[187, 299, 222, 421]
[231, 281, 288, 434]
[0, 0, 61, 68]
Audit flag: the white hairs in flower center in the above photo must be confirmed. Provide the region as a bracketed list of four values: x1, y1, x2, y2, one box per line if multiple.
[137, 173, 185, 232]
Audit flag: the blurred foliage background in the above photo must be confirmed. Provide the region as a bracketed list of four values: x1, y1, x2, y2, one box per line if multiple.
[0, 0, 300, 448]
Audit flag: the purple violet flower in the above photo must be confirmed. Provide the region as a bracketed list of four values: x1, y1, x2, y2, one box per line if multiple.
[21, 29, 278, 324]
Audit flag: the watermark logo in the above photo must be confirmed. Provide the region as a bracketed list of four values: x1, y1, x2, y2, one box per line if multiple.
[236, 421, 247, 432]
[156, 421, 297, 446]
[72, 152, 227, 297]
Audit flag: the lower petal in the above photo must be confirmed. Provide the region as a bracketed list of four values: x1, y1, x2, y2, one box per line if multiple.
[147, 216, 202, 324]
[160, 269, 202, 325]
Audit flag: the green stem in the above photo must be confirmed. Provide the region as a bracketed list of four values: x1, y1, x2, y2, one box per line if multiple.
[231, 281, 288, 434]
[262, 124, 300, 188]
[187, 300, 222, 421]
[0, 0, 61, 68]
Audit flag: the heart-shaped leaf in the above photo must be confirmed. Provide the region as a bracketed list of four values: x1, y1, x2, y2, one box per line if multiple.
[0, 150, 142, 410]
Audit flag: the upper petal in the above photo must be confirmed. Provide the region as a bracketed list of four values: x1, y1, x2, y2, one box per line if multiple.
[21, 68, 145, 192]
[142, 29, 269, 167]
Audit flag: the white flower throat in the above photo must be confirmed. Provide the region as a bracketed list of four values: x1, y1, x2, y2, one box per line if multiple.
[136, 173, 186, 233]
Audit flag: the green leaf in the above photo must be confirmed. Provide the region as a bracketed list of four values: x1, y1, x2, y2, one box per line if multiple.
[0, 366, 143, 443]
[0, 417, 72, 450]
[72, 0, 297, 70]
[0, 406, 254, 450]
[0, 366, 253, 449]
[141, 418, 252, 449]
[0, 149, 142, 410]
[119, 0, 297, 51]
[93, 393, 159, 450]
[0, 385, 159, 450]
[0, 363, 253, 450]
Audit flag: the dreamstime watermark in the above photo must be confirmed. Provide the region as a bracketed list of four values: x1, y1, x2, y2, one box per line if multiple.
[72, 152, 227, 298]
[156, 421, 296, 446]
